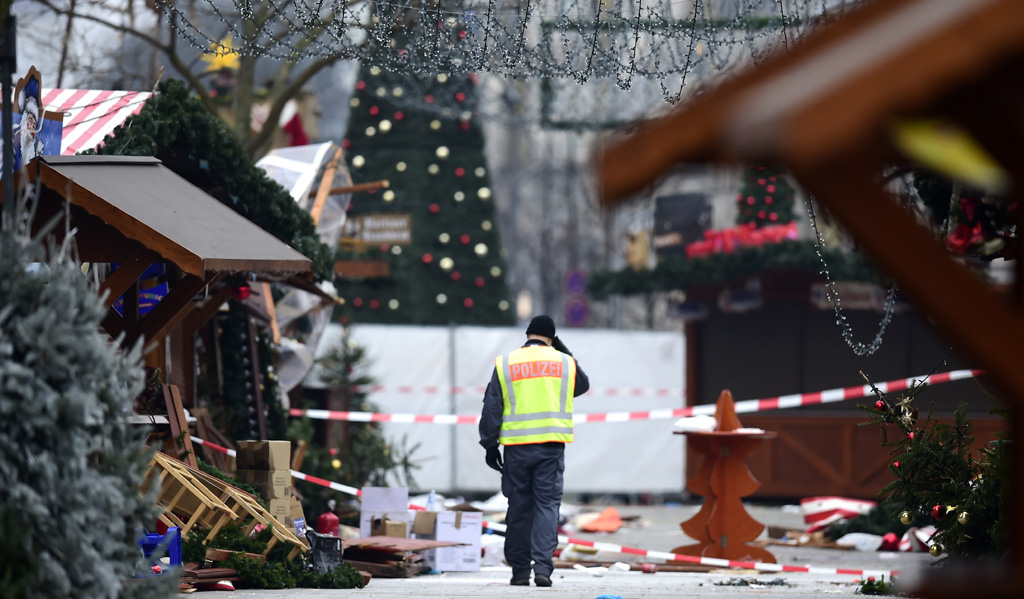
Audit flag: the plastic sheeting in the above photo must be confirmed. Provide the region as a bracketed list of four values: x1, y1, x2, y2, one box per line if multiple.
[308, 324, 685, 495]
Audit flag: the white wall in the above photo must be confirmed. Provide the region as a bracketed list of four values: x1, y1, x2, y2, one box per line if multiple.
[310, 324, 686, 495]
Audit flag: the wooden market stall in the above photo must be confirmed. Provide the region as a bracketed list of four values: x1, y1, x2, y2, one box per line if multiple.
[597, 0, 1024, 594]
[3, 154, 313, 438]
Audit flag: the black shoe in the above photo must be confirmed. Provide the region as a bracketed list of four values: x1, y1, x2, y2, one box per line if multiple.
[510, 578, 530, 586]
[534, 574, 552, 587]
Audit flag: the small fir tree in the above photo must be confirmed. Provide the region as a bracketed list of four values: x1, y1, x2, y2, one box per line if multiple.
[735, 165, 796, 228]
[0, 210, 176, 599]
[862, 377, 1010, 563]
[290, 326, 418, 519]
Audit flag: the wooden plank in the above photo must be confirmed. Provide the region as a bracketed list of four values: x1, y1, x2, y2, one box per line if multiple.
[168, 385, 198, 469]
[290, 440, 307, 471]
[140, 272, 222, 353]
[309, 146, 344, 225]
[97, 249, 154, 308]
[183, 284, 234, 339]
[204, 548, 266, 564]
[262, 282, 281, 345]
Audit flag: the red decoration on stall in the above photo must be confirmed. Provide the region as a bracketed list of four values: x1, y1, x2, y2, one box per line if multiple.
[454, 167, 465, 177]
[425, 94, 435, 104]
[463, 298, 474, 308]
[369, 106, 379, 116]
[451, 271, 461, 281]
[475, 277, 485, 287]
[394, 111, 405, 121]
[356, 81, 366, 90]
[460, 234, 471, 244]
[429, 203, 440, 214]
[370, 299, 381, 309]
[422, 253, 434, 264]
[232, 284, 252, 301]
[455, 92, 466, 102]
[353, 297, 363, 307]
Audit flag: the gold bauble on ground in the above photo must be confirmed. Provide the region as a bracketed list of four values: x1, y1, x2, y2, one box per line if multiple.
[929, 544, 943, 557]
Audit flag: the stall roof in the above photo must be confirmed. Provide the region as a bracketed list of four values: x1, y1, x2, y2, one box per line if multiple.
[33, 155, 312, 277]
[42, 88, 152, 155]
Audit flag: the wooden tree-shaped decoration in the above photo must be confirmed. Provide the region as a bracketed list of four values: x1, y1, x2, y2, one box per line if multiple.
[672, 389, 777, 563]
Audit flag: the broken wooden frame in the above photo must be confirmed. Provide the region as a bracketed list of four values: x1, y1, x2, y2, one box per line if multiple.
[143, 452, 307, 561]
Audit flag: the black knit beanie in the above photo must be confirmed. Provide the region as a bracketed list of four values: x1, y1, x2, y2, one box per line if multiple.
[525, 315, 556, 338]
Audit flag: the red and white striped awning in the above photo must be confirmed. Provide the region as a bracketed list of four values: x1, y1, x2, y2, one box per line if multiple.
[41, 89, 152, 155]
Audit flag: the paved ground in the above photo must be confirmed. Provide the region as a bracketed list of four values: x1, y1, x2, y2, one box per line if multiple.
[217, 503, 935, 598]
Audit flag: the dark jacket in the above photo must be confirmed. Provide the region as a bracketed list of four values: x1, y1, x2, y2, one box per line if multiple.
[479, 339, 590, 449]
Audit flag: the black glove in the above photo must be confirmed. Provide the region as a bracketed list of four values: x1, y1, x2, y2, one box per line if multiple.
[485, 446, 503, 473]
[551, 336, 572, 356]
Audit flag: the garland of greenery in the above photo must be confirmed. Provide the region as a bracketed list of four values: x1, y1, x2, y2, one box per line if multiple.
[259, 329, 289, 440]
[587, 240, 883, 300]
[89, 79, 333, 282]
[218, 301, 258, 443]
[181, 522, 364, 589]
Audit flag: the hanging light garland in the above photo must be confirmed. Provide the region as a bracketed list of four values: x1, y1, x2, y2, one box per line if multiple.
[805, 195, 897, 357]
[155, 0, 863, 105]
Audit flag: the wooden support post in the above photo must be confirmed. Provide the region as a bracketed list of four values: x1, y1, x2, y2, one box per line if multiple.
[97, 250, 154, 308]
[165, 384, 198, 469]
[139, 272, 222, 354]
[309, 147, 344, 225]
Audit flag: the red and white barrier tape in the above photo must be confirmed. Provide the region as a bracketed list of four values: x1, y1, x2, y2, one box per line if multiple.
[188, 435, 898, 578]
[345, 384, 684, 398]
[481, 520, 898, 578]
[290, 368, 982, 425]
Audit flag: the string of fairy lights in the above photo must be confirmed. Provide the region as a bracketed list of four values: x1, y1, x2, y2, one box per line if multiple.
[805, 195, 897, 357]
[155, 0, 864, 104]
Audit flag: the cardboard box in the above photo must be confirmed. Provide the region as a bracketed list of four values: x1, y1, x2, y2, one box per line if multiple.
[370, 516, 408, 538]
[234, 469, 291, 499]
[268, 498, 291, 523]
[358, 510, 414, 538]
[359, 486, 412, 538]
[413, 511, 482, 572]
[235, 440, 291, 470]
[288, 495, 307, 539]
[267, 496, 307, 540]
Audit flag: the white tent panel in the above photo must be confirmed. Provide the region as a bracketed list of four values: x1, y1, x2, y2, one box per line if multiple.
[311, 324, 685, 495]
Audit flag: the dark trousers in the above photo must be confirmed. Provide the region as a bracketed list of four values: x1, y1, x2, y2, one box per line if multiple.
[501, 442, 565, 578]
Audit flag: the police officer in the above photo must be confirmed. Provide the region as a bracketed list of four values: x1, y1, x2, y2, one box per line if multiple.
[479, 315, 590, 587]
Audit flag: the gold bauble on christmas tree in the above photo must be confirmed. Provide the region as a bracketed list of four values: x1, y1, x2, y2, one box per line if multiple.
[900, 510, 914, 525]
[929, 543, 943, 557]
[958, 511, 970, 525]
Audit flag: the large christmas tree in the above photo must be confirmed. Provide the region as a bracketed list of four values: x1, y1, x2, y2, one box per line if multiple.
[339, 65, 514, 326]
[0, 214, 176, 598]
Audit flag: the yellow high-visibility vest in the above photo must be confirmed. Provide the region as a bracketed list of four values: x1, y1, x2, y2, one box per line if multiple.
[495, 345, 576, 445]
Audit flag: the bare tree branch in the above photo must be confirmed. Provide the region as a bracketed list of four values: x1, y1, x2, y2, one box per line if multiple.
[247, 54, 344, 158]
